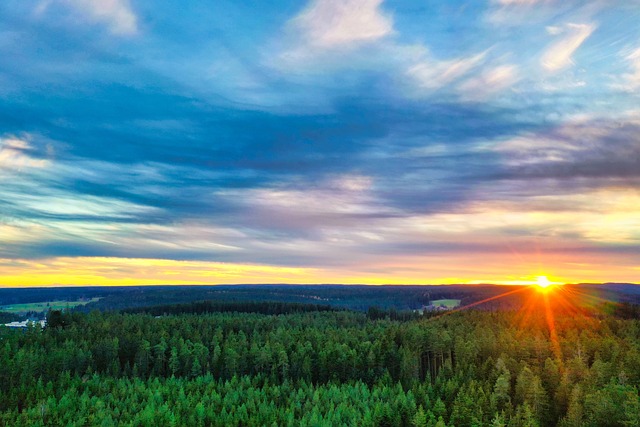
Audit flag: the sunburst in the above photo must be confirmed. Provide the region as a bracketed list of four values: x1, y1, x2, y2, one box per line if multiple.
[536, 275, 552, 289]
[428, 275, 625, 366]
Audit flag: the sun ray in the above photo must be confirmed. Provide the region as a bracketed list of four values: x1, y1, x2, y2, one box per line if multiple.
[542, 291, 562, 361]
[512, 286, 533, 323]
[429, 286, 530, 320]
[551, 287, 584, 317]
[564, 286, 615, 303]
[516, 288, 540, 330]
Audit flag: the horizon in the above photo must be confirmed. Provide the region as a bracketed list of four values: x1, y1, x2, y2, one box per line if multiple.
[1, 281, 638, 290]
[2, 1, 639, 287]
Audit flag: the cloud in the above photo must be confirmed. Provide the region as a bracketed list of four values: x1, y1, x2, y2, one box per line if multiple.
[408, 189, 640, 243]
[290, 0, 393, 49]
[613, 46, 640, 92]
[541, 23, 595, 72]
[2, 0, 640, 284]
[494, 0, 548, 4]
[39, 0, 138, 35]
[0, 136, 48, 170]
[545, 25, 563, 35]
[486, 0, 561, 26]
[491, 111, 640, 181]
[458, 64, 520, 100]
[407, 51, 488, 90]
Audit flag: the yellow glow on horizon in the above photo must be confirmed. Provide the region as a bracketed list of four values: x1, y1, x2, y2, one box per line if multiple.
[0, 256, 635, 288]
[467, 274, 565, 286]
[0, 257, 315, 287]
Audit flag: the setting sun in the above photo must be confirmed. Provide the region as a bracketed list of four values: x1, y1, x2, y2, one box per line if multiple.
[536, 275, 552, 289]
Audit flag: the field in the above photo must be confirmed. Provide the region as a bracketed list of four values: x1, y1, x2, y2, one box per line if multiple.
[0, 298, 101, 314]
[430, 298, 460, 308]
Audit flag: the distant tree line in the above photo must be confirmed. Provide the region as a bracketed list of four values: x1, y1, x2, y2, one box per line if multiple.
[123, 300, 340, 316]
[366, 306, 423, 322]
[606, 302, 640, 320]
[0, 312, 20, 323]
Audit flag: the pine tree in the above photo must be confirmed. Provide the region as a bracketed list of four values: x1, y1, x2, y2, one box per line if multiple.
[413, 405, 428, 427]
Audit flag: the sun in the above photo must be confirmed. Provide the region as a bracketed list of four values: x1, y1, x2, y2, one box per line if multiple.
[536, 275, 552, 289]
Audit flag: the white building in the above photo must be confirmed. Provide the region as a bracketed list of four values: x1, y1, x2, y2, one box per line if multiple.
[3, 319, 46, 328]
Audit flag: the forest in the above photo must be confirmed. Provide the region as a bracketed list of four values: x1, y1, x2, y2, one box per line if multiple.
[3, 283, 639, 315]
[1, 286, 639, 426]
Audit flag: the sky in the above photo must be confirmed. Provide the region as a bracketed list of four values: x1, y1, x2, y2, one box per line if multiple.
[1, 0, 639, 287]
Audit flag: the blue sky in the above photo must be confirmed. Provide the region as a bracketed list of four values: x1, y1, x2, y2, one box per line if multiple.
[1, 0, 639, 285]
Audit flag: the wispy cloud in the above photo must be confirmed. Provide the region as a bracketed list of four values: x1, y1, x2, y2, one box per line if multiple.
[541, 23, 595, 72]
[613, 46, 640, 92]
[0, 136, 48, 171]
[494, 0, 548, 4]
[491, 111, 640, 182]
[291, 0, 393, 49]
[486, 0, 560, 26]
[38, 0, 138, 35]
[407, 51, 488, 90]
[458, 64, 520, 100]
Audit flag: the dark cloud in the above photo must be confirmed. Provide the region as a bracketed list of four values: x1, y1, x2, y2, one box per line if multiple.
[491, 117, 640, 187]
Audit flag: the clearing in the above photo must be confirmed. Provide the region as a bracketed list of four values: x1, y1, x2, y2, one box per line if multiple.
[430, 299, 461, 308]
[1, 298, 101, 313]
